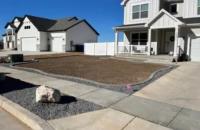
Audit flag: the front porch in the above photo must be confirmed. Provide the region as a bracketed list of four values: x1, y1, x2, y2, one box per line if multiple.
[3, 27, 17, 50]
[114, 9, 187, 60]
[116, 54, 174, 64]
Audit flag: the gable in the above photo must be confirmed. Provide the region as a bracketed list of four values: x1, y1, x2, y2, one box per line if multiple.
[150, 13, 179, 29]
[146, 9, 184, 29]
[14, 18, 19, 23]
[17, 17, 39, 34]
[7, 25, 12, 30]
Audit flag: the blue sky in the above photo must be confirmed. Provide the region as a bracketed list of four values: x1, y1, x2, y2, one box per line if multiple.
[0, 0, 123, 42]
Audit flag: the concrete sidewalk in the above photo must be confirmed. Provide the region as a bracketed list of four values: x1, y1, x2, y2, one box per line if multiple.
[0, 108, 31, 130]
[0, 50, 60, 57]
[49, 108, 173, 130]
[0, 66, 128, 107]
[135, 62, 200, 111]
[112, 95, 200, 130]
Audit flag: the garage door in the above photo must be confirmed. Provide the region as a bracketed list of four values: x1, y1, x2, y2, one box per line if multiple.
[22, 37, 37, 51]
[51, 37, 64, 52]
[191, 38, 200, 61]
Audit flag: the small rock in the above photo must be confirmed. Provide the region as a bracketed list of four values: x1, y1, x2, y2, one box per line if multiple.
[36, 85, 61, 103]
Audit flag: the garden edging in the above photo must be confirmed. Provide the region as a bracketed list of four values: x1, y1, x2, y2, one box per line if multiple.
[5, 63, 177, 94]
[0, 95, 55, 130]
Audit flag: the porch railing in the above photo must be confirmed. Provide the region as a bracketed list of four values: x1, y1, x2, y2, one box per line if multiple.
[118, 45, 148, 55]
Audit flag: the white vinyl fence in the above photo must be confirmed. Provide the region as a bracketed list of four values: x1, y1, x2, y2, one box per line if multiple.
[84, 42, 124, 56]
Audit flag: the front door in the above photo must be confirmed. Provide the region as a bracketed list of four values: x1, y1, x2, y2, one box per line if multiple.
[165, 31, 175, 55]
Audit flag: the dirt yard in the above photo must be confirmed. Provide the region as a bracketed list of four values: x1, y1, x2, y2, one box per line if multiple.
[18, 55, 165, 85]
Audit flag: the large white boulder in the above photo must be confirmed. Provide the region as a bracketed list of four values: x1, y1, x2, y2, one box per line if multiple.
[36, 85, 61, 103]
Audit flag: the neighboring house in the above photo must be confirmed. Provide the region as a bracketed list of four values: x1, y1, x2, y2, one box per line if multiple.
[115, 0, 200, 61]
[2, 17, 23, 50]
[2, 15, 99, 52]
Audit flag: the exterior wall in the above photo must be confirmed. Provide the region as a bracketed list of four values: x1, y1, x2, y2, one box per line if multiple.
[17, 17, 40, 51]
[124, 32, 131, 44]
[40, 32, 48, 51]
[49, 32, 66, 51]
[182, 0, 199, 18]
[124, 0, 160, 24]
[66, 22, 98, 51]
[124, 0, 200, 23]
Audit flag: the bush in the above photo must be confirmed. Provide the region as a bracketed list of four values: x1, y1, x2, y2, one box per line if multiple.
[8, 54, 24, 63]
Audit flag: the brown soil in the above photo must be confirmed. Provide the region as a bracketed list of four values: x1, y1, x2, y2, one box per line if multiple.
[19, 55, 165, 85]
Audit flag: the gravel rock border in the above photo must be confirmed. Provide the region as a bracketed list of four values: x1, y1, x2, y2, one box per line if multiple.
[1, 77, 103, 120]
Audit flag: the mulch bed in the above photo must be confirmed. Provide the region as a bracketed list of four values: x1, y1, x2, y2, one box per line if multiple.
[18, 55, 165, 85]
[0, 77, 103, 120]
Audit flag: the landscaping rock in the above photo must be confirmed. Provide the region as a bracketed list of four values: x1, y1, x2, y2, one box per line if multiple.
[36, 85, 61, 103]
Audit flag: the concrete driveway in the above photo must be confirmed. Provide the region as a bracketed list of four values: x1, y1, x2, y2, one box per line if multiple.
[0, 50, 63, 57]
[135, 62, 200, 111]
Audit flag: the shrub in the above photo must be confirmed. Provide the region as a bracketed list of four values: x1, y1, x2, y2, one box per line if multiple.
[8, 54, 24, 63]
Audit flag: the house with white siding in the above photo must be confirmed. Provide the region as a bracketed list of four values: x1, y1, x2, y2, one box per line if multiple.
[115, 0, 200, 61]
[2, 15, 99, 52]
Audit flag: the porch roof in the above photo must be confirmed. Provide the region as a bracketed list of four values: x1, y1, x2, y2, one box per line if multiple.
[178, 17, 200, 26]
[115, 23, 147, 31]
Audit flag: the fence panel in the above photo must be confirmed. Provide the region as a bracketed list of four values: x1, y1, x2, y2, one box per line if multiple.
[94, 43, 107, 56]
[84, 42, 116, 56]
[107, 43, 115, 56]
[84, 43, 95, 55]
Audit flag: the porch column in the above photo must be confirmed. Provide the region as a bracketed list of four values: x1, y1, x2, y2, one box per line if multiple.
[187, 35, 191, 60]
[147, 28, 152, 56]
[11, 29, 14, 49]
[174, 26, 179, 57]
[155, 30, 158, 55]
[114, 31, 119, 55]
[5, 30, 8, 49]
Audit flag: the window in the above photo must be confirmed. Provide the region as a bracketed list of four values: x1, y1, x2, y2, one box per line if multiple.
[131, 32, 148, 45]
[132, 4, 149, 19]
[132, 5, 140, 19]
[169, 4, 177, 14]
[198, 0, 200, 15]
[24, 26, 31, 29]
[141, 4, 149, 18]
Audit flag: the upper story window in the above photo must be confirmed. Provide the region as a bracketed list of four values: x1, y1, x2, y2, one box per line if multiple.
[24, 26, 31, 29]
[198, 0, 200, 14]
[169, 4, 177, 14]
[132, 4, 149, 19]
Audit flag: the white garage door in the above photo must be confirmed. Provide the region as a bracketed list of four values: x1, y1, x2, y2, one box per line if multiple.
[51, 37, 64, 52]
[22, 37, 37, 51]
[191, 38, 200, 61]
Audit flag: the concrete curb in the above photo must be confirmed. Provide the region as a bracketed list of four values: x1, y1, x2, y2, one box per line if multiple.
[0, 95, 55, 130]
